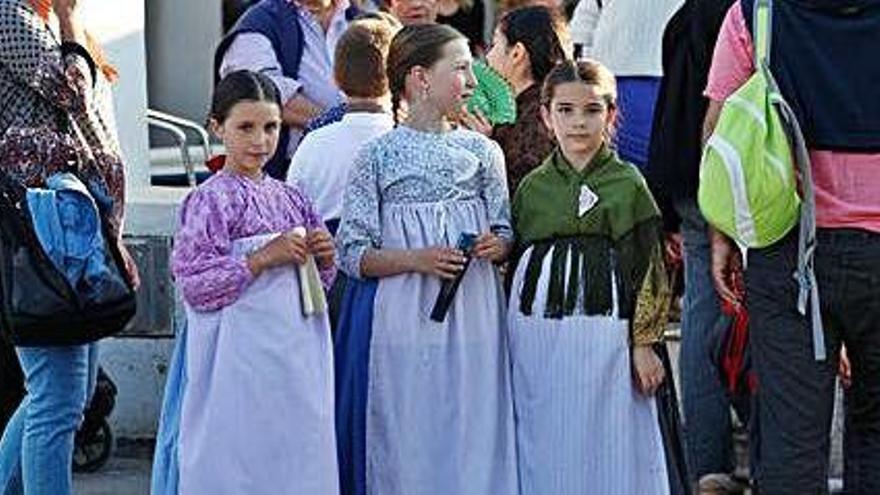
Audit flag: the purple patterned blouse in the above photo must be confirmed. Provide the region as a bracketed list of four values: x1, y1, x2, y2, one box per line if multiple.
[172, 170, 336, 312]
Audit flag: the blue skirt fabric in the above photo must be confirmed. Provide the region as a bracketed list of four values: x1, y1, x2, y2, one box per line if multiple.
[615, 77, 662, 169]
[151, 323, 187, 495]
[334, 278, 378, 495]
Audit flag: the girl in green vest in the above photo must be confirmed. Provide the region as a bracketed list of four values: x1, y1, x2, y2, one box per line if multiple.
[507, 59, 682, 493]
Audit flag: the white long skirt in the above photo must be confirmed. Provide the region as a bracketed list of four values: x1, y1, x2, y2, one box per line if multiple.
[363, 199, 518, 494]
[508, 245, 669, 494]
[156, 234, 338, 495]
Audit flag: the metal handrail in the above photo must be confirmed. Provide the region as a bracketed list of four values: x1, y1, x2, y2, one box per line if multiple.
[147, 117, 194, 186]
[146, 109, 213, 164]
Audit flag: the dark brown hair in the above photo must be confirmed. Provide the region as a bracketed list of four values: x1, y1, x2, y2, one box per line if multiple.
[541, 59, 617, 109]
[334, 16, 401, 98]
[386, 24, 466, 121]
[210, 70, 282, 124]
[497, 6, 566, 84]
[541, 59, 618, 141]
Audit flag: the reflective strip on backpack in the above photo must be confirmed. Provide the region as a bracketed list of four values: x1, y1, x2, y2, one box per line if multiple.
[764, 151, 790, 184]
[755, 0, 772, 66]
[706, 135, 758, 247]
[727, 94, 767, 128]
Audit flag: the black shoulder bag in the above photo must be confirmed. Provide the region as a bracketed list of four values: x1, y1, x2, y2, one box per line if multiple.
[0, 116, 136, 347]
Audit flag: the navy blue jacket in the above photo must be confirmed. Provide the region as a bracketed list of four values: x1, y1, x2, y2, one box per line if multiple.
[214, 0, 359, 179]
[742, 0, 880, 151]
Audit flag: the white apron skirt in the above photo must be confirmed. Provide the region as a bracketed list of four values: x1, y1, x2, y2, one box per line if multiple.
[173, 234, 338, 494]
[507, 245, 669, 494]
[363, 199, 518, 494]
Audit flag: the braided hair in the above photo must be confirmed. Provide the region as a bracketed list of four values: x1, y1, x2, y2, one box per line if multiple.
[386, 24, 465, 124]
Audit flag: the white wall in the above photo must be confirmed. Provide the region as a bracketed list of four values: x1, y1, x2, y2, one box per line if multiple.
[80, 0, 151, 189]
[77, 1, 174, 438]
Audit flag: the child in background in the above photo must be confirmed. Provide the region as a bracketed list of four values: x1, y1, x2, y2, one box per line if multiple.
[289, 16, 400, 330]
[151, 70, 338, 495]
[289, 15, 401, 235]
[484, 5, 567, 196]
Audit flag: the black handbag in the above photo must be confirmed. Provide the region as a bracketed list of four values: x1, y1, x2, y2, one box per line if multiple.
[0, 119, 136, 347]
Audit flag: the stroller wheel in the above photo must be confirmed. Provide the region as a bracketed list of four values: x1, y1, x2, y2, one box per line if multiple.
[73, 419, 114, 473]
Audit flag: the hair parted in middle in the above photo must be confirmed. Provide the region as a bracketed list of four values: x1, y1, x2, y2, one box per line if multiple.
[541, 59, 617, 110]
[541, 59, 618, 142]
[210, 70, 282, 124]
[386, 23, 467, 120]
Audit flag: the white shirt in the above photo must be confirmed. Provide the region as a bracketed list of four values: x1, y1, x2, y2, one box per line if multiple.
[288, 112, 395, 221]
[570, 0, 683, 77]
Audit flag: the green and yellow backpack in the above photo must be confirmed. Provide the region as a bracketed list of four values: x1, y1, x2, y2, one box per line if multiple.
[698, 0, 825, 360]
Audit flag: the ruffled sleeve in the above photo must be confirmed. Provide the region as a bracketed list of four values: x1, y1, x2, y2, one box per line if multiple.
[336, 143, 382, 278]
[171, 188, 254, 311]
[479, 139, 513, 241]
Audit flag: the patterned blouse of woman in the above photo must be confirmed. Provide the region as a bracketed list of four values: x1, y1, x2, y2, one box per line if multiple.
[0, 0, 125, 239]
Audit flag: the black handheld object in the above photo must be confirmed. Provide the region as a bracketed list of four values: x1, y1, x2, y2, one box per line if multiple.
[429, 232, 478, 322]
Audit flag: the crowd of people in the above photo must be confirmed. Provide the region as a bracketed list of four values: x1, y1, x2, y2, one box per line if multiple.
[1, 0, 878, 494]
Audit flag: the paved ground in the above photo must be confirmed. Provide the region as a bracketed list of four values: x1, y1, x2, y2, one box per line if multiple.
[74, 439, 153, 495]
[70, 336, 844, 495]
[74, 457, 151, 495]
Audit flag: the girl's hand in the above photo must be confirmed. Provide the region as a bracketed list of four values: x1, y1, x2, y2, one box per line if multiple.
[248, 231, 308, 276]
[632, 345, 665, 396]
[307, 229, 335, 270]
[665, 232, 683, 268]
[412, 247, 467, 280]
[457, 107, 493, 136]
[473, 232, 508, 263]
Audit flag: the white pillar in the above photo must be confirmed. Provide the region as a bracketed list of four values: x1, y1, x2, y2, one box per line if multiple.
[146, 0, 223, 124]
[81, 0, 151, 190]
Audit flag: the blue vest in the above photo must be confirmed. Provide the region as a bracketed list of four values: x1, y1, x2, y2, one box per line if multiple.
[214, 0, 360, 179]
[741, 0, 880, 152]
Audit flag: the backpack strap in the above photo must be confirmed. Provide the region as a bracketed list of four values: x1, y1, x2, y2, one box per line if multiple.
[756, 0, 824, 360]
[775, 91, 826, 361]
[753, 0, 772, 67]
[754, 0, 825, 361]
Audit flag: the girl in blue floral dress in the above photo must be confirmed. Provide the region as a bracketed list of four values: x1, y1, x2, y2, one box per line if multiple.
[334, 24, 518, 495]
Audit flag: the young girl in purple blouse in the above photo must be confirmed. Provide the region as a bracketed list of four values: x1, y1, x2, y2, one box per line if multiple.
[152, 70, 339, 495]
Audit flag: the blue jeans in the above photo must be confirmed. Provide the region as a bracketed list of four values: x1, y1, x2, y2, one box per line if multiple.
[676, 200, 747, 481]
[0, 343, 98, 495]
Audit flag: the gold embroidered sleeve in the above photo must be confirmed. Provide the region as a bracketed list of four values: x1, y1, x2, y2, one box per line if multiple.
[631, 250, 672, 346]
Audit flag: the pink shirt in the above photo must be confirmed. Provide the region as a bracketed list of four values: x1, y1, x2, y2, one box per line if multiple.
[705, 2, 880, 233]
